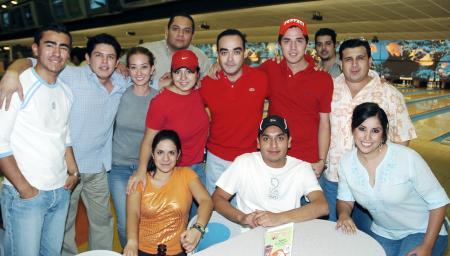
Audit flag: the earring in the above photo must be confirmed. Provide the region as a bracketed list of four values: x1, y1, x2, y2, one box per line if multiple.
[378, 143, 383, 152]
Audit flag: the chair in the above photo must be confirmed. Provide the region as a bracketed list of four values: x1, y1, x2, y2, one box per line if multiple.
[188, 211, 243, 255]
[76, 250, 122, 256]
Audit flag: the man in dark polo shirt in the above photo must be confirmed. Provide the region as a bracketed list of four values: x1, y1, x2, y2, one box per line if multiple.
[200, 29, 268, 195]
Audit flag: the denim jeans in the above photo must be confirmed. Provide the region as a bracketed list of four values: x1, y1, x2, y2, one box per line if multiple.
[1, 185, 70, 256]
[369, 230, 448, 256]
[189, 163, 206, 220]
[108, 163, 136, 248]
[318, 175, 373, 233]
[204, 151, 232, 195]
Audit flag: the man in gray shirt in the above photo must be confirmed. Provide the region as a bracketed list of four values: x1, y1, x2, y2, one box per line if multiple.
[120, 13, 211, 89]
[315, 28, 341, 78]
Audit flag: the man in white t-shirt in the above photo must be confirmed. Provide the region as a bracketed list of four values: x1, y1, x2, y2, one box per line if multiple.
[212, 115, 328, 228]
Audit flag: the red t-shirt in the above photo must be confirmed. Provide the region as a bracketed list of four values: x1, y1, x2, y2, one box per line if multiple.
[145, 89, 209, 166]
[259, 56, 333, 163]
[200, 65, 268, 161]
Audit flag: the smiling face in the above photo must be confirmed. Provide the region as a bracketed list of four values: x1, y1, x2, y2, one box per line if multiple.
[341, 46, 372, 86]
[32, 31, 71, 79]
[280, 27, 307, 66]
[353, 115, 385, 155]
[86, 43, 119, 82]
[171, 67, 198, 95]
[152, 139, 180, 174]
[315, 35, 336, 61]
[128, 53, 154, 87]
[257, 125, 291, 168]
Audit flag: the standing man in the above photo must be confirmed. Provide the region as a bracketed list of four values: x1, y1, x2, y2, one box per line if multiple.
[200, 29, 268, 194]
[324, 38, 416, 224]
[0, 24, 79, 255]
[121, 13, 211, 89]
[0, 34, 129, 254]
[258, 18, 333, 176]
[213, 115, 328, 228]
[315, 28, 341, 78]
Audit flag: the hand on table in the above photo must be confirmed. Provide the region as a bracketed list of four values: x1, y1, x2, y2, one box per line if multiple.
[122, 240, 138, 256]
[406, 244, 432, 256]
[336, 215, 357, 235]
[181, 228, 202, 253]
[254, 210, 282, 227]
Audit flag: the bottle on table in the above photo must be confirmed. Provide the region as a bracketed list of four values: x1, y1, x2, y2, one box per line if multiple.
[157, 244, 167, 256]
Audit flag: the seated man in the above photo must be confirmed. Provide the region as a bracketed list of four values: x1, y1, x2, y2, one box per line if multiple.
[212, 115, 328, 228]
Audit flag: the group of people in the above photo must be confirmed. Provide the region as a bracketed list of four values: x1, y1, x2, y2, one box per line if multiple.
[0, 11, 448, 256]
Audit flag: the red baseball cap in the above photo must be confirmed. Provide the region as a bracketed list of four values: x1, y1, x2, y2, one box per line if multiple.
[278, 18, 308, 37]
[171, 49, 199, 72]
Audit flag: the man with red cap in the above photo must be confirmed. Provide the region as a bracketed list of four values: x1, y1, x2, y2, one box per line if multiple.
[258, 18, 333, 179]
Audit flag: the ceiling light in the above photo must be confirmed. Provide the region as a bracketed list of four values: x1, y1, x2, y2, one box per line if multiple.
[3, 46, 10, 50]
[1, 4, 7, 8]
[200, 21, 210, 30]
[312, 11, 323, 21]
[11, 1, 18, 5]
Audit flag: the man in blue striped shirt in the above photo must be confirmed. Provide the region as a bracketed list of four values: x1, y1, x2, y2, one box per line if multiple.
[0, 33, 130, 254]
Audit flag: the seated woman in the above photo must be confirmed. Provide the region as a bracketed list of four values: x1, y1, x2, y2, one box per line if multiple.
[336, 102, 448, 256]
[123, 130, 213, 256]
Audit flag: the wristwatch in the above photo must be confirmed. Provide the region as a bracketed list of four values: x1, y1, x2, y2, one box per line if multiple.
[67, 170, 81, 178]
[191, 223, 206, 236]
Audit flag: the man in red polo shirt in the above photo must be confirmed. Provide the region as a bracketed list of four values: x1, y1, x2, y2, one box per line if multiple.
[201, 29, 268, 194]
[258, 18, 333, 176]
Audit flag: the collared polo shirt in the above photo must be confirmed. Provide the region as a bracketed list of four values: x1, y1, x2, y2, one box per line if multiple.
[200, 65, 268, 161]
[259, 56, 333, 163]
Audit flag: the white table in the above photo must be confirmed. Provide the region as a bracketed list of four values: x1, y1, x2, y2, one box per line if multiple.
[194, 219, 385, 256]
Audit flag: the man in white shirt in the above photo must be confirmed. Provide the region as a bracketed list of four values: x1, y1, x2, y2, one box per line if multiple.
[212, 115, 328, 228]
[0, 24, 79, 256]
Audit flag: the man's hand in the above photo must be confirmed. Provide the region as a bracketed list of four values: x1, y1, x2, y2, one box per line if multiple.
[238, 212, 259, 228]
[254, 210, 283, 227]
[311, 160, 326, 178]
[19, 185, 38, 199]
[64, 175, 79, 190]
[206, 62, 221, 80]
[180, 228, 202, 253]
[0, 71, 23, 110]
[126, 171, 147, 194]
[314, 63, 326, 72]
[115, 63, 129, 78]
[406, 244, 432, 256]
[336, 214, 357, 235]
[158, 72, 172, 90]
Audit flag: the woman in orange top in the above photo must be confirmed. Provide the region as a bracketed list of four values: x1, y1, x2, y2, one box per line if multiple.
[123, 130, 213, 256]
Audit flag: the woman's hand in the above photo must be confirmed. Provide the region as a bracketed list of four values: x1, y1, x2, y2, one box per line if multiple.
[126, 170, 146, 194]
[336, 215, 357, 235]
[180, 228, 202, 253]
[123, 240, 138, 256]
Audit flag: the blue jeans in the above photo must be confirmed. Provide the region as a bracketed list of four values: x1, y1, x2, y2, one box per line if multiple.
[189, 163, 206, 219]
[319, 176, 372, 233]
[108, 163, 136, 248]
[1, 185, 70, 256]
[369, 230, 448, 256]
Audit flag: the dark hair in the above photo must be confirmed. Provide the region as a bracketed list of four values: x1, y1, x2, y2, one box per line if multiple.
[147, 130, 182, 172]
[315, 28, 337, 46]
[86, 33, 121, 57]
[277, 28, 309, 44]
[70, 47, 86, 65]
[126, 47, 155, 67]
[34, 23, 72, 47]
[351, 102, 389, 144]
[339, 38, 371, 60]
[216, 29, 247, 50]
[168, 13, 195, 33]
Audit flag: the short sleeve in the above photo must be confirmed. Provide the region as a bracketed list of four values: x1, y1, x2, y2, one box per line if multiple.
[409, 151, 450, 210]
[337, 160, 355, 202]
[215, 157, 242, 196]
[145, 96, 165, 130]
[388, 90, 417, 142]
[300, 163, 322, 196]
[183, 167, 199, 185]
[0, 93, 21, 158]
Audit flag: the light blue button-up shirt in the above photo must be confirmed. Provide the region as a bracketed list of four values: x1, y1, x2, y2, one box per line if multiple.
[337, 143, 449, 240]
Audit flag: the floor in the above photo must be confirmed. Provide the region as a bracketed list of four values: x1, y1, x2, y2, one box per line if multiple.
[73, 87, 450, 255]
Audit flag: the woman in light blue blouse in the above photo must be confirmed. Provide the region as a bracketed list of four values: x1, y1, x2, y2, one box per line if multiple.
[336, 102, 448, 256]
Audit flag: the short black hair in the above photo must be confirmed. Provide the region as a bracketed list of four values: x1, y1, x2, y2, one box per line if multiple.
[34, 23, 72, 47]
[351, 102, 389, 144]
[216, 29, 247, 50]
[315, 28, 337, 46]
[339, 38, 371, 60]
[167, 13, 195, 33]
[86, 33, 121, 57]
